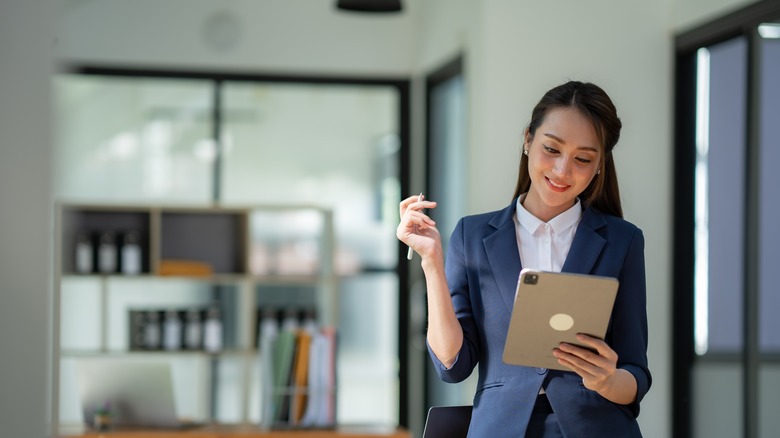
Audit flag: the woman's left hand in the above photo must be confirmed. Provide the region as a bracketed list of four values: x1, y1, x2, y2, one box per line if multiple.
[553, 334, 618, 394]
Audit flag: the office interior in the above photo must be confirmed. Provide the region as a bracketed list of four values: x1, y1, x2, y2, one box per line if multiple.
[2, 0, 779, 437]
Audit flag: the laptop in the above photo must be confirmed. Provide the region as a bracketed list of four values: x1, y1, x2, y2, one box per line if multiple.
[75, 359, 202, 429]
[502, 269, 619, 371]
[422, 405, 472, 438]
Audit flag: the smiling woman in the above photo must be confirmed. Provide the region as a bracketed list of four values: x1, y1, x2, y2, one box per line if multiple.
[514, 81, 624, 220]
[521, 107, 601, 222]
[398, 81, 650, 437]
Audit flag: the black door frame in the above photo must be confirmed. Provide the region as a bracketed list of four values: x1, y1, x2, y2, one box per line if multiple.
[423, 54, 465, 412]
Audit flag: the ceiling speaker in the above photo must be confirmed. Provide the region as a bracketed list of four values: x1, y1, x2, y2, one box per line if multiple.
[336, 0, 402, 13]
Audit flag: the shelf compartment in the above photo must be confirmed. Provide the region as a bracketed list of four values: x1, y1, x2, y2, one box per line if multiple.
[160, 210, 248, 275]
[60, 206, 151, 275]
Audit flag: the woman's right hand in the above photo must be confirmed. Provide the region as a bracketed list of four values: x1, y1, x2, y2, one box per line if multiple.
[397, 195, 441, 261]
[399, 195, 462, 365]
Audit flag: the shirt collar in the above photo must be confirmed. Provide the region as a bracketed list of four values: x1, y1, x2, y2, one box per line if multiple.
[516, 194, 582, 234]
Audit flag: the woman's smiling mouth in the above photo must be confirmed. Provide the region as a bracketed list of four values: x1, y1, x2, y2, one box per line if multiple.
[546, 176, 571, 192]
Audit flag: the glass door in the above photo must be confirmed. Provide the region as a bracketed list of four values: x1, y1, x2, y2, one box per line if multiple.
[220, 81, 402, 426]
[755, 23, 780, 438]
[690, 36, 747, 438]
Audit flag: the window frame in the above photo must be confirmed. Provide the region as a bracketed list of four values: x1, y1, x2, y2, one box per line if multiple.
[673, 2, 780, 437]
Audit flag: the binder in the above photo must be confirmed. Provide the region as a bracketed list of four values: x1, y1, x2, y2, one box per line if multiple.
[271, 329, 297, 422]
[291, 331, 312, 425]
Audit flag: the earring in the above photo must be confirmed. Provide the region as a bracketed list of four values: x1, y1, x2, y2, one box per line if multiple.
[523, 149, 528, 156]
[596, 169, 601, 175]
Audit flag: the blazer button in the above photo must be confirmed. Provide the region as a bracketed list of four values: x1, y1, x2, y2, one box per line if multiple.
[536, 367, 548, 375]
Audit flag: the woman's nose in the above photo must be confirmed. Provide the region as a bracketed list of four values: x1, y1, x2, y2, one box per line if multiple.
[552, 157, 572, 177]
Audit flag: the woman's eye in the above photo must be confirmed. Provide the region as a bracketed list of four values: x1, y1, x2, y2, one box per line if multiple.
[543, 145, 558, 154]
[575, 157, 593, 164]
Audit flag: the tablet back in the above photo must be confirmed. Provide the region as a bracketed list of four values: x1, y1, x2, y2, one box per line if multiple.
[502, 269, 618, 371]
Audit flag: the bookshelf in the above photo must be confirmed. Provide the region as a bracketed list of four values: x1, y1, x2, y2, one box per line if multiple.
[54, 203, 339, 430]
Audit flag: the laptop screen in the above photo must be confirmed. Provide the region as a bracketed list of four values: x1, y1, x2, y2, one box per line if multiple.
[75, 359, 184, 429]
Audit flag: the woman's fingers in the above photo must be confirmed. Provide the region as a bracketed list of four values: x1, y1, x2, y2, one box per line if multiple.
[397, 211, 436, 243]
[406, 209, 436, 228]
[553, 334, 619, 392]
[399, 194, 423, 217]
[399, 194, 436, 219]
[573, 334, 615, 359]
[397, 196, 440, 258]
[397, 195, 441, 259]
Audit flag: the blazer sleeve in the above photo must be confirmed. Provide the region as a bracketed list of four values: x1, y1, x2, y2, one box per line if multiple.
[426, 217, 481, 383]
[610, 227, 652, 417]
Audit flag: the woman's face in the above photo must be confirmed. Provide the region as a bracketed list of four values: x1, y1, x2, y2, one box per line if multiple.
[523, 107, 602, 222]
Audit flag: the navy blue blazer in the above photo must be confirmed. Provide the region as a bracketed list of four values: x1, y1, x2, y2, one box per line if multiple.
[427, 199, 651, 437]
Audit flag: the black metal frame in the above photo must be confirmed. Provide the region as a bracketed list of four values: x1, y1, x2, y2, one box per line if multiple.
[671, 46, 696, 438]
[423, 55, 464, 412]
[673, 1, 780, 437]
[59, 64, 413, 427]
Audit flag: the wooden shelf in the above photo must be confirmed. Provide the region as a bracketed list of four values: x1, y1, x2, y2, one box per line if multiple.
[54, 203, 340, 429]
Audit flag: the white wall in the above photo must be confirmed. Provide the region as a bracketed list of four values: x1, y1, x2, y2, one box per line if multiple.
[0, 0, 54, 437]
[675, 0, 757, 30]
[57, 0, 417, 76]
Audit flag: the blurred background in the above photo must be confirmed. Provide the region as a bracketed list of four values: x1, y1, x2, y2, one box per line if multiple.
[2, 0, 779, 437]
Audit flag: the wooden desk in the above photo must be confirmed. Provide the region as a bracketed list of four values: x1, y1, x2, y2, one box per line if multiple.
[58, 425, 411, 438]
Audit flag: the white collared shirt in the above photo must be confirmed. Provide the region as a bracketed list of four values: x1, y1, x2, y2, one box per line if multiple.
[514, 196, 582, 392]
[514, 195, 582, 274]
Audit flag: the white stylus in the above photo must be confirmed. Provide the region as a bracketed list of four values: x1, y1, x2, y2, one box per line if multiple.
[407, 193, 424, 260]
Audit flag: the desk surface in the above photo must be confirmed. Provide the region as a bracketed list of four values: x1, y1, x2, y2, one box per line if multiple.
[58, 425, 411, 438]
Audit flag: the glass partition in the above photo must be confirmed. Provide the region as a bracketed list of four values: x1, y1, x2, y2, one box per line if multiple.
[221, 82, 401, 425]
[53, 73, 404, 428]
[54, 75, 214, 204]
[757, 31, 780, 438]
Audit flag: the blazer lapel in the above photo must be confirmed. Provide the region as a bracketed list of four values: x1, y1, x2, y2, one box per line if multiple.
[562, 206, 607, 274]
[484, 201, 522, 313]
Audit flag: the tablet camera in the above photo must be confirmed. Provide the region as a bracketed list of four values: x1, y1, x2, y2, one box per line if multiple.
[523, 273, 539, 285]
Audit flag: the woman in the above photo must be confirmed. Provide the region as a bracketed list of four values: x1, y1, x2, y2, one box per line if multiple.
[398, 81, 651, 437]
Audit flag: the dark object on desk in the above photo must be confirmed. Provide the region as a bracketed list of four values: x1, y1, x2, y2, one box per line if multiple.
[422, 405, 472, 438]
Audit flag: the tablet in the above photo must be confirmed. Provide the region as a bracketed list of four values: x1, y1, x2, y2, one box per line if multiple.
[502, 269, 618, 371]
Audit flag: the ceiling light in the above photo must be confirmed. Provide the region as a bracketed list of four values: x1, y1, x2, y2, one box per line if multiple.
[336, 0, 402, 13]
[758, 23, 780, 39]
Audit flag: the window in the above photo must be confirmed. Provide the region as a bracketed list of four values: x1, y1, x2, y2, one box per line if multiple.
[674, 3, 780, 437]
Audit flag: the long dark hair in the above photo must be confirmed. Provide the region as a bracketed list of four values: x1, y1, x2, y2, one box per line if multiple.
[512, 81, 623, 218]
